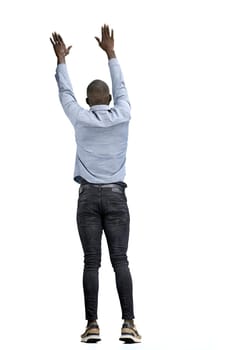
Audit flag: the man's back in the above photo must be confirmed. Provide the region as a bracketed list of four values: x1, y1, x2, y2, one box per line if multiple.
[55, 57, 131, 183]
[75, 116, 129, 183]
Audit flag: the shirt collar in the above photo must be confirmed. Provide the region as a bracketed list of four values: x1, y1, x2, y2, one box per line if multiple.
[90, 105, 110, 112]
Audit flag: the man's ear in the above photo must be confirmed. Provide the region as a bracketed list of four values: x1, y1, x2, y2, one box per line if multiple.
[108, 94, 112, 104]
[86, 97, 90, 106]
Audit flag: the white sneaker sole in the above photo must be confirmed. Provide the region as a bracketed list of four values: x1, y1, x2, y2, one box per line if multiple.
[119, 334, 141, 343]
[81, 335, 101, 343]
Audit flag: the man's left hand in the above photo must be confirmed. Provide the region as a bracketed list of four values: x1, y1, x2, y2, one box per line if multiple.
[50, 32, 72, 63]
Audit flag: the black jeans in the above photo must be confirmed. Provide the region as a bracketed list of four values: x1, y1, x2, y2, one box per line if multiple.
[77, 184, 135, 321]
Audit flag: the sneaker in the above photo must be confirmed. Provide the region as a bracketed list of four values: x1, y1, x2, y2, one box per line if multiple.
[81, 322, 101, 343]
[119, 321, 142, 343]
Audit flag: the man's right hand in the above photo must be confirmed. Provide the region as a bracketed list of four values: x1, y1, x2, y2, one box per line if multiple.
[95, 24, 116, 59]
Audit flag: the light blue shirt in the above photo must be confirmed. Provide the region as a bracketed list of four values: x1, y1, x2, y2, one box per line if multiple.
[55, 58, 131, 184]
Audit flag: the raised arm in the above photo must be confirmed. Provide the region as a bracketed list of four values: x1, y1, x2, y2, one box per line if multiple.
[95, 25, 130, 109]
[50, 32, 85, 126]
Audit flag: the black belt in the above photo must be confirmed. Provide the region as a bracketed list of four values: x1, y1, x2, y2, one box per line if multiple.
[79, 183, 125, 193]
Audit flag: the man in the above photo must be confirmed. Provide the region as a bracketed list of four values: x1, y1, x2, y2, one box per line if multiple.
[50, 24, 141, 344]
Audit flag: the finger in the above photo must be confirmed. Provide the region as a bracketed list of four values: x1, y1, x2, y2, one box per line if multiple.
[105, 24, 110, 37]
[101, 26, 105, 40]
[53, 32, 61, 44]
[95, 36, 100, 45]
[50, 37, 55, 46]
[103, 24, 108, 38]
[52, 33, 56, 42]
[65, 46, 72, 56]
[52, 32, 58, 42]
[56, 33, 63, 45]
[58, 34, 64, 44]
[52, 33, 58, 45]
[111, 29, 114, 40]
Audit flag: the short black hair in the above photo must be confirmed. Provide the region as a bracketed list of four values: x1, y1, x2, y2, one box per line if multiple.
[86, 80, 110, 106]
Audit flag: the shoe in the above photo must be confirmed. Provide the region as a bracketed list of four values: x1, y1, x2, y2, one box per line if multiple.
[81, 322, 101, 343]
[119, 321, 142, 343]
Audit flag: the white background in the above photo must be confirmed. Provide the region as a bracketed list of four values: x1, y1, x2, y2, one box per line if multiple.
[0, 1, 233, 349]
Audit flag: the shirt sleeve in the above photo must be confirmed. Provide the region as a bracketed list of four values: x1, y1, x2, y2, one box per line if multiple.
[55, 64, 86, 126]
[108, 58, 131, 113]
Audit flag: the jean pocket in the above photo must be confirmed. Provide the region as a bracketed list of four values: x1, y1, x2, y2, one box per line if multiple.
[111, 187, 123, 194]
